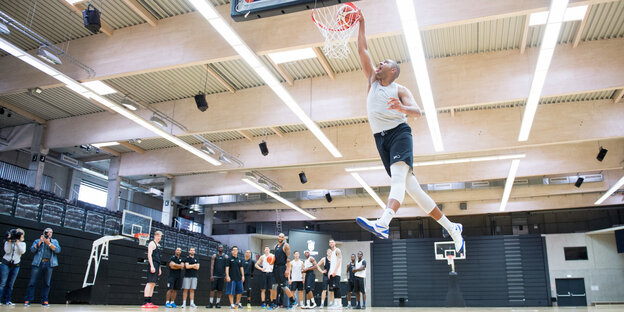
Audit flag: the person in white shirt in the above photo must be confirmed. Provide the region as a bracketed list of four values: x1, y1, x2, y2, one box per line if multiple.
[327, 240, 342, 309]
[0, 229, 26, 306]
[254, 247, 274, 308]
[352, 251, 367, 309]
[288, 251, 304, 307]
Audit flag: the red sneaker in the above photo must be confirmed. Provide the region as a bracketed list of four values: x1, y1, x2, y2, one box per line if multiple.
[148, 303, 159, 308]
[141, 303, 151, 308]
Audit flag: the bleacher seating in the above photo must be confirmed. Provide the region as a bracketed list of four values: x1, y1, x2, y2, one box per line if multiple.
[0, 177, 222, 256]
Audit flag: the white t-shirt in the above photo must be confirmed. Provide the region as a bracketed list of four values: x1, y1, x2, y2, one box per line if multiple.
[366, 80, 406, 134]
[260, 254, 273, 273]
[329, 248, 341, 277]
[290, 259, 303, 281]
[354, 259, 367, 278]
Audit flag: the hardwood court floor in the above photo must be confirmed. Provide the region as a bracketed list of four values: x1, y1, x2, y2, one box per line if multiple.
[1, 305, 623, 312]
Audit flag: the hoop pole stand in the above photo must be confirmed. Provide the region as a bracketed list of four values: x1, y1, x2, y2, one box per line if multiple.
[82, 235, 128, 288]
[444, 257, 466, 307]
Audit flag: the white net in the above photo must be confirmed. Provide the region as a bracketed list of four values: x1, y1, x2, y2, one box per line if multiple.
[137, 234, 149, 246]
[312, 4, 360, 59]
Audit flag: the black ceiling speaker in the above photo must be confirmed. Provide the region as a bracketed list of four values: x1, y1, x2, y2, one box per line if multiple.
[596, 147, 608, 162]
[299, 172, 307, 184]
[194, 92, 208, 112]
[82, 4, 101, 33]
[325, 192, 332, 203]
[574, 177, 584, 188]
[259, 141, 269, 156]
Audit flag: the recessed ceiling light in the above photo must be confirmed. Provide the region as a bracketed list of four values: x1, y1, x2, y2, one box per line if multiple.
[81, 81, 117, 95]
[268, 48, 316, 64]
[92, 142, 119, 148]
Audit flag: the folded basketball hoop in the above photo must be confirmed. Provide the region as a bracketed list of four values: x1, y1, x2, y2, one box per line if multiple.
[312, 2, 360, 59]
[134, 233, 149, 246]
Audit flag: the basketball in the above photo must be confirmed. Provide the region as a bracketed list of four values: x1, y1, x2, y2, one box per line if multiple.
[336, 3, 359, 29]
[266, 254, 275, 265]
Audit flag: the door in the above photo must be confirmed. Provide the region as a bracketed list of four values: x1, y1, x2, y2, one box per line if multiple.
[556, 278, 587, 306]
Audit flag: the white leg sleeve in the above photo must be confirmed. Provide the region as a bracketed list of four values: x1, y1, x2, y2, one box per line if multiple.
[406, 174, 436, 214]
[388, 162, 410, 204]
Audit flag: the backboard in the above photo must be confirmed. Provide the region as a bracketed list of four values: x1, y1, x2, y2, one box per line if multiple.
[434, 241, 466, 260]
[121, 210, 152, 238]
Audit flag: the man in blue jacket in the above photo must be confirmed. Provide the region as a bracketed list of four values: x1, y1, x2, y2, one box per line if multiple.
[24, 228, 60, 307]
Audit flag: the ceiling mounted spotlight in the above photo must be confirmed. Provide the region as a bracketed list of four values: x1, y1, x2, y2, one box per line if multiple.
[574, 177, 584, 188]
[150, 115, 168, 128]
[596, 147, 608, 162]
[37, 46, 62, 65]
[325, 192, 332, 203]
[201, 144, 215, 155]
[299, 171, 307, 184]
[121, 97, 138, 111]
[259, 140, 269, 156]
[0, 22, 9, 35]
[194, 92, 208, 112]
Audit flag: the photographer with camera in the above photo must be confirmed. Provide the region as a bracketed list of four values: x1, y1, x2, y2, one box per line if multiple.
[24, 228, 60, 307]
[0, 229, 26, 306]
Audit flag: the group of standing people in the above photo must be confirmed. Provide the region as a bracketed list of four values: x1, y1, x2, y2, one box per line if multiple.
[0, 228, 61, 307]
[142, 232, 367, 310]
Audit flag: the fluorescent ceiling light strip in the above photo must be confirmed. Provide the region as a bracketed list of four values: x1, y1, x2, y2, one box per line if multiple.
[81, 81, 117, 95]
[269, 48, 316, 64]
[350, 173, 386, 209]
[499, 159, 521, 212]
[345, 154, 526, 172]
[0, 37, 221, 167]
[395, 0, 444, 152]
[92, 142, 120, 148]
[594, 175, 624, 205]
[529, 5, 587, 26]
[0, 40, 24, 57]
[242, 178, 316, 219]
[189, 0, 342, 158]
[518, 0, 569, 142]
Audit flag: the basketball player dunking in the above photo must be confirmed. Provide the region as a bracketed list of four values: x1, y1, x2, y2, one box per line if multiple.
[355, 10, 464, 254]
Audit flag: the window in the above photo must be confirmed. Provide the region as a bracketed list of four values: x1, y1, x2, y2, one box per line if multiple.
[564, 247, 588, 261]
[78, 181, 108, 207]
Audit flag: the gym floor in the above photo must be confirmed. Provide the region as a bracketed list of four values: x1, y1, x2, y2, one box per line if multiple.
[2, 306, 623, 311]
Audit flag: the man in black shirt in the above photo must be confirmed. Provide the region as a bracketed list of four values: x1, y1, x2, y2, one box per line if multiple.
[271, 233, 296, 309]
[142, 231, 162, 308]
[208, 245, 228, 308]
[346, 254, 356, 308]
[166, 248, 184, 308]
[226, 246, 245, 309]
[242, 250, 255, 308]
[182, 247, 200, 308]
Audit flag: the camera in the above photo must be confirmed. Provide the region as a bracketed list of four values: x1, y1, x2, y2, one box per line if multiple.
[43, 232, 50, 239]
[6, 229, 23, 241]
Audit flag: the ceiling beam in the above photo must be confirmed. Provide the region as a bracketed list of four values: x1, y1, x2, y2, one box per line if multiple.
[267, 58, 294, 87]
[313, 47, 335, 80]
[0, 100, 47, 124]
[270, 126, 284, 138]
[164, 173, 174, 179]
[203, 64, 236, 93]
[2, 0, 614, 94]
[613, 89, 623, 103]
[520, 14, 530, 54]
[119, 141, 145, 154]
[237, 130, 253, 142]
[573, 4, 592, 48]
[99, 146, 121, 157]
[60, 0, 115, 37]
[122, 0, 158, 27]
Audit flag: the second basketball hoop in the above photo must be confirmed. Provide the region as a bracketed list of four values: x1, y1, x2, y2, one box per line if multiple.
[312, 2, 360, 59]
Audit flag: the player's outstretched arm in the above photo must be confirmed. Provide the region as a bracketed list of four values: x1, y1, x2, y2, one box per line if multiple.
[357, 11, 375, 84]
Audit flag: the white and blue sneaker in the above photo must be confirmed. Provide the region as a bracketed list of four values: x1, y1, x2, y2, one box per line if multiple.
[449, 223, 465, 254]
[356, 217, 389, 239]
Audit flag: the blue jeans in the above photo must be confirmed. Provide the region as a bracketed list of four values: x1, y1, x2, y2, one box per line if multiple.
[25, 262, 53, 303]
[0, 263, 20, 304]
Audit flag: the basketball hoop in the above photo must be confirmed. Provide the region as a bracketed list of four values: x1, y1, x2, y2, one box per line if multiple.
[312, 2, 360, 59]
[134, 233, 149, 246]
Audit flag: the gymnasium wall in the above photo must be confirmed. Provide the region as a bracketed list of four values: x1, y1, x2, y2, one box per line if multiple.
[544, 232, 624, 305]
[370, 235, 551, 307]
